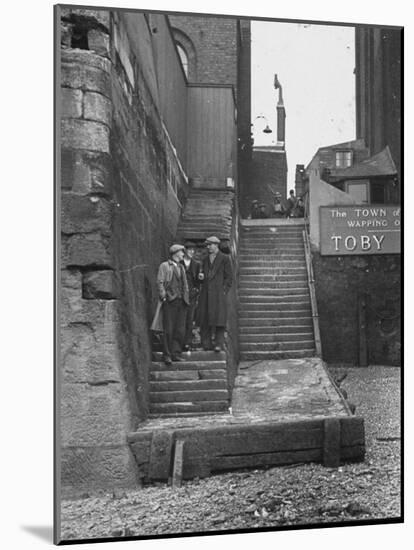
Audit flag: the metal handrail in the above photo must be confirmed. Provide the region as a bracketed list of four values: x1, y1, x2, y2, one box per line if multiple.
[302, 227, 322, 357]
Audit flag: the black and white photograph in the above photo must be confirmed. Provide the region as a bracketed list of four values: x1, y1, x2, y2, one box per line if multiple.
[52, 1, 403, 545]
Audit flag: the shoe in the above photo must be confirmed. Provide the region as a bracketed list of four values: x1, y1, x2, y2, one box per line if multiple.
[214, 346, 222, 352]
[163, 356, 172, 365]
[171, 355, 185, 362]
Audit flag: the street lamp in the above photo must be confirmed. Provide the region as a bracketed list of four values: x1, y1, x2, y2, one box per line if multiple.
[253, 115, 273, 134]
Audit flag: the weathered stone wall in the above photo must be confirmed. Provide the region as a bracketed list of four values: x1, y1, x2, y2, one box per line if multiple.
[59, 6, 189, 495]
[313, 252, 401, 366]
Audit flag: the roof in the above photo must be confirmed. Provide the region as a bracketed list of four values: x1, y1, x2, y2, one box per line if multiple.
[328, 146, 397, 180]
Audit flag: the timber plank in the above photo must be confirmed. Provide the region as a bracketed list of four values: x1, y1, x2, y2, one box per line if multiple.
[323, 418, 341, 467]
[148, 430, 173, 480]
[206, 449, 322, 473]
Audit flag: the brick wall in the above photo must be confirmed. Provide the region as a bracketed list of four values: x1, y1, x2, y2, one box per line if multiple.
[169, 15, 238, 92]
[313, 252, 401, 366]
[59, 7, 189, 495]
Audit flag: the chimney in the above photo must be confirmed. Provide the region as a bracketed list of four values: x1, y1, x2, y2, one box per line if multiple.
[274, 74, 285, 144]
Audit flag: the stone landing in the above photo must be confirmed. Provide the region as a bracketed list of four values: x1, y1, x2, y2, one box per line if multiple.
[127, 358, 365, 483]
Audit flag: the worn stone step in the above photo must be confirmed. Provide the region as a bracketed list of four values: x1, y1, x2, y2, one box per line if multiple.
[150, 389, 229, 403]
[239, 288, 308, 296]
[152, 351, 226, 362]
[240, 349, 315, 361]
[242, 227, 304, 234]
[239, 280, 308, 289]
[240, 262, 307, 269]
[239, 253, 305, 260]
[239, 291, 310, 306]
[240, 266, 306, 273]
[239, 324, 313, 334]
[240, 340, 315, 351]
[240, 275, 308, 283]
[239, 247, 305, 254]
[239, 316, 312, 326]
[149, 401, 229, 414]
[150, 379, 227, 392]
[150, 369, 227, 381]
[151, 360, 226, 371]
[240, 332, 314, 343]
[239, 302, 311, 312]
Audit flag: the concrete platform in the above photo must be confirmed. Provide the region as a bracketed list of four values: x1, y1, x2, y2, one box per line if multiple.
[128, 357, 365, 483]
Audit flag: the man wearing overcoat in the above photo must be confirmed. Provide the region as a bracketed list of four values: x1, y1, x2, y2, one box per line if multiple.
[181, 241, 201, 351]
[156, 244, 189, 365]
[198, 236, 233, 352]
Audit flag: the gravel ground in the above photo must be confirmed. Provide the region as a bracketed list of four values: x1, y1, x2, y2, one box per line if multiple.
[60, 366, 401, 542]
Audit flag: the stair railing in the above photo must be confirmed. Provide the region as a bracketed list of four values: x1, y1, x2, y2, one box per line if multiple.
[302, 225, 322, 357]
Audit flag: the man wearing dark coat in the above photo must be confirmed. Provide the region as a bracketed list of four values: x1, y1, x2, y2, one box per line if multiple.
[198, 236, 233, 352]
[181, 240, 201, 351]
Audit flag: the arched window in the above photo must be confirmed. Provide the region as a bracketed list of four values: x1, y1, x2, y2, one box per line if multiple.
[176, 43, 188, 77]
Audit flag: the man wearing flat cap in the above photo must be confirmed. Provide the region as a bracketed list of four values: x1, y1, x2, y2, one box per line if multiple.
[198, 236, 233, 352]
[181, 241, 202, 350]
[156, 244, 189, 365]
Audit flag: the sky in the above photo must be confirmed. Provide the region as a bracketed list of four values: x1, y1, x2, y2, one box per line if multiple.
[251, 21, 356, 191]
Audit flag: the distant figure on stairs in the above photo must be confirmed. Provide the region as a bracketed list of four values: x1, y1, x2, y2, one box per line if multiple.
[198, 236, 233, 352]
[156, 244, 189, 365]
[250, 200, 260, 219]
[284, 189, 298, 218]
[181, 241, 202, 351]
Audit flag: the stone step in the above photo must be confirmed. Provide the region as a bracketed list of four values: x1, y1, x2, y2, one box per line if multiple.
[239, 302, 311, 311]
[150, 389, 229, 404]
[239, 316, 312, 327]
[240, 271, 307, 279]
[239, 295, 310, 304]
[239, 308, 311, 318]
[239, 256, 305, 263]
[239, 324, 313, 334]
[239, 288, 309, 296]
[242, 228, 303, 234]
[240, 263, 307, 271]
[240, 340, 315, 351]
[240, 332, 314, 343]
[152, 351, 226, 362]
[240, 350, 315, 361]
[150, 379, 227, 392]
[150, 369, 227, 381]
[240, 274, 308, 282]
[239, 247, 305, 253]
[151, 360, 226, 371]
[239, 280, 308, 289]
[149, 401, 229, 415]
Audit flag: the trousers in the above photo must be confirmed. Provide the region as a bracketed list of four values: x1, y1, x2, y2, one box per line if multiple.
[162, 299, 187, 358]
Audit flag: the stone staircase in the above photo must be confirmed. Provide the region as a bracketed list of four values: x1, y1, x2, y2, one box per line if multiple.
[238, 220, 316, 361]
[149, 187, 235, 418]
[148, 349, 230, 417]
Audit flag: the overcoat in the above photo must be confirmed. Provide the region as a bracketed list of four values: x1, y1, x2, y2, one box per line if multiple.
[198, 251, 233, 327]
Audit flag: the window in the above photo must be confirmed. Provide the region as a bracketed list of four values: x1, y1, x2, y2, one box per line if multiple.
[335, 150, 353, 168]
[176, 44, 188, 77]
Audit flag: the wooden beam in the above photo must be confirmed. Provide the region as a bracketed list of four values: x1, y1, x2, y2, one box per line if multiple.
[323, 418, 341, 467]
[172, 439, 185, 488]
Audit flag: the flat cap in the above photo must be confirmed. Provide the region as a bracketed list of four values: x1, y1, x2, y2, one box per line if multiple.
[204, 236, 220, 244]
[184, 240, 196, 248]
[169, 244, 185, 254]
